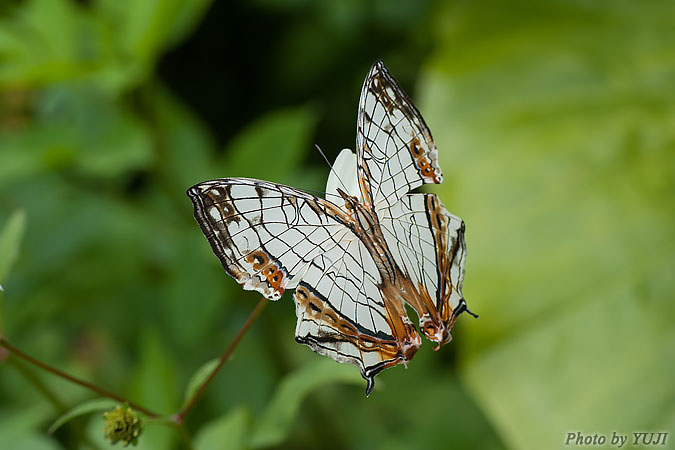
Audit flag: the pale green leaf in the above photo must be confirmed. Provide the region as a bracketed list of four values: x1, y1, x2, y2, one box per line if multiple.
[181, 358, 219, 410]
[0, 85, 153, 181]
[161, 232, 229, 348]
[146, 82, 218, 195]
[195, 407, 250, 450]
[164, 0, 214, 47]
[249, 358, 363, 448]
[0, 434, 61, 450]
[127, 328, 180, 449]
[0, 406, 56, 448]
[0, 210, 26, 290]
[96, 0, 212, 64]
[223, 107, 318, 185]
[47, 398, 118, 434]
[419, 1, 675, 448]
[0, 0, 81, 86]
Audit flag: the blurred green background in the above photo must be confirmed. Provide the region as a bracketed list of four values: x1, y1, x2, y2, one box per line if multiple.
[1, 0, 673, 449]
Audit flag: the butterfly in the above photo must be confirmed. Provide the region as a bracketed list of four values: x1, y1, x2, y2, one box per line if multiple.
[187, 60, 473, 396]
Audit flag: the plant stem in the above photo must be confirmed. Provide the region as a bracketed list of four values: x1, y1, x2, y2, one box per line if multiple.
[0, 336, 159, 418]
[173, 297, 267, 423]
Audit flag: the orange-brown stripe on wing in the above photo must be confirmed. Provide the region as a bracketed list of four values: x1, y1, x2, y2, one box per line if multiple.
[294, 280, 415, 396]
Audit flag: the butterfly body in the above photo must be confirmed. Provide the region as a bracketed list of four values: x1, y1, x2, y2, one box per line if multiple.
[188, 61, 471, 395]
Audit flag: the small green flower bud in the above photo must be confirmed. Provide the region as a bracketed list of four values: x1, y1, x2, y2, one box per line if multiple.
[103, 405, 143, 447]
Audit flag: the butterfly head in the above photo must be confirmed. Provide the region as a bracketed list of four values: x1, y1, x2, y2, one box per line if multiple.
[336, 188, 359, 211]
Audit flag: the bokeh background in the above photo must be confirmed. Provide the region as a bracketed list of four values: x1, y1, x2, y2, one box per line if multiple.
[1, 0, 673, 449]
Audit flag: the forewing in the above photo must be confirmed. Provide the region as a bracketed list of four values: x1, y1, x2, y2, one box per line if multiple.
[356, 60, 443, 210]
[187, 178, 350, 300]
[379, 193, 468, 345]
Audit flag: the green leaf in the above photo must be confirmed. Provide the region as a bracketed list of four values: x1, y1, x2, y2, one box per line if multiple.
[181, 358, 218, 410]
[0, 406, 58, 449]
[161, 231, 229, 348]
[96, 0, 213, 64]
[249, 358, 363, 448]
[0, 85, 153, 182]
[40, 85, 153, 178]
[0, 0, 209, 90]
[0, 0, 81, 86]
[127, 328, 180, 449]
[0, 0, 141, 91]
[0, 434, 61, 450]
[223, 107, 318, 185]
[47, 398, 118, 434]
[0, 210, 25, 286]
[194, 407, 250, 450]
[128, 329, 179, 413]
[146, 82, 218, 197]
[419, 1, 675, 448]
[164, 0, 214, 47]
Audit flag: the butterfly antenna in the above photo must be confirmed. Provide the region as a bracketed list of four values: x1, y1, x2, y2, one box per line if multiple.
[314, 144, 349, 201]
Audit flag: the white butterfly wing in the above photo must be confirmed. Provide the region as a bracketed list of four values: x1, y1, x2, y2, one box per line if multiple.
[356, 60, 443, 210]
[293, 236, 411, 396]
[380, 193, 468, 345]
[187, 179, 350, 300]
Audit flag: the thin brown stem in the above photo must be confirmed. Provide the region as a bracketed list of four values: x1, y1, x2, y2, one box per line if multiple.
[0, 337, 159, 418]
[173, 297, 267, 423]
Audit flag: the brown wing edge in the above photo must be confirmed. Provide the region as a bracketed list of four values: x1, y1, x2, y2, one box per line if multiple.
[187, 183, 243, 282]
